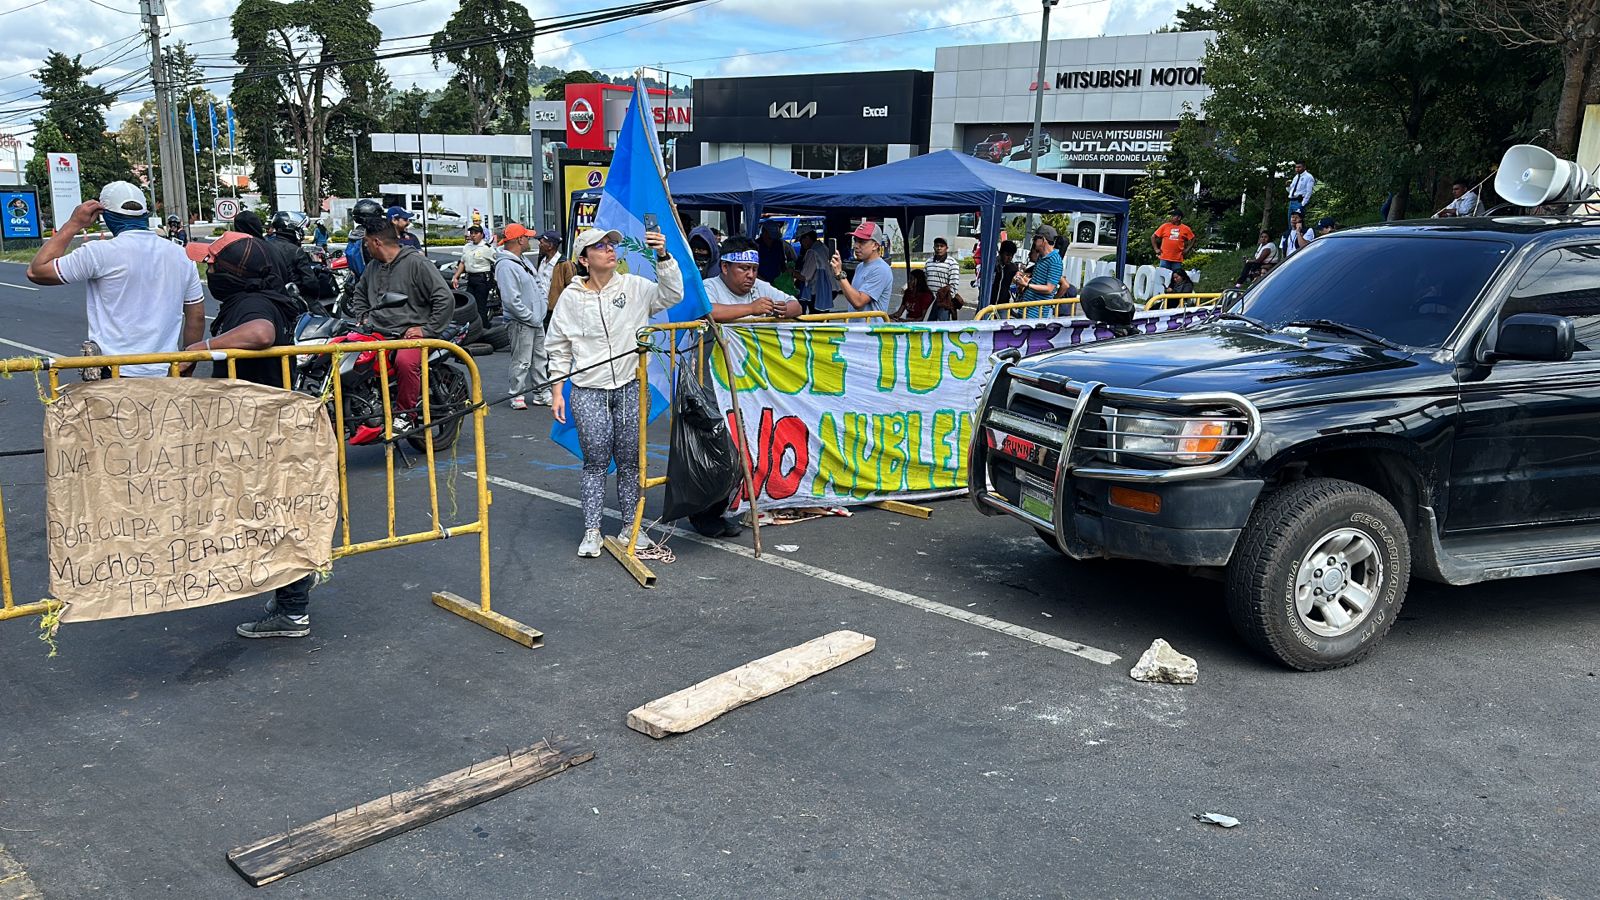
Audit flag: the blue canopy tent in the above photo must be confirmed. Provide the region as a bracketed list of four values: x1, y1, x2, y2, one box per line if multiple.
[750, 149, 1132, 308]
[667, 156, 806, 237]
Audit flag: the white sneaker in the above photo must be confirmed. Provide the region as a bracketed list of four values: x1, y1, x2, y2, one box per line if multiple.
[510, 395, 528, 410]
[616, 529, 651, 551]
[578, 529, 603, 558]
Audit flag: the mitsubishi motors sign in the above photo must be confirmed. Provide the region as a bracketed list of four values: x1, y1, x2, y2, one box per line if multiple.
[47, 152, 81, 230]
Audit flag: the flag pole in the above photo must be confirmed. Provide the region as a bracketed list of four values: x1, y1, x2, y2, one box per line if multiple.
[631, 68, 764, 557]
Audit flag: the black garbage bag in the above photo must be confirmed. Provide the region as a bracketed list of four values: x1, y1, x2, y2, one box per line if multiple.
[661, 361, 742, 523]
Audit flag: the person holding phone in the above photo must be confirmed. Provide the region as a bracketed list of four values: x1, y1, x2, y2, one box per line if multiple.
[547, 227, 683, 559]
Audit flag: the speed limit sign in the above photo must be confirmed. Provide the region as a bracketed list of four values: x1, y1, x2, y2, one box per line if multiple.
[214, 197, 241, 221]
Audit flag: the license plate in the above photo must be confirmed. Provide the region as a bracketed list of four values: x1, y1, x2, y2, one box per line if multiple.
[1018, 470, 1054, 522]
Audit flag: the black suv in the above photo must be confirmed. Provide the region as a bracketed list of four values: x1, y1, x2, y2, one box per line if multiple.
[969, 218, 1600, 670]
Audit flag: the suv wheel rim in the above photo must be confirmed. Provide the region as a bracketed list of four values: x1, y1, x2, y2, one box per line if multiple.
[1293, 528, 1383, 638]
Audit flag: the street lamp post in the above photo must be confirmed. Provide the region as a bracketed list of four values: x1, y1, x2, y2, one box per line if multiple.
[1026, 0, 1060, 242]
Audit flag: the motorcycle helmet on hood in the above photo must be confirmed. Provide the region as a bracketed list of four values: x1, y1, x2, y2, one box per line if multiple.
[1079, 276, 1137, 332]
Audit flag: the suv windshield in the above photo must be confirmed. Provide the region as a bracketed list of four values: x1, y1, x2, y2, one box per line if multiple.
[1237, 235, 1512, 348]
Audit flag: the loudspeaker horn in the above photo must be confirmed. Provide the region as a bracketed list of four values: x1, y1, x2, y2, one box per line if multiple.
[1495, 144, 1594, 208]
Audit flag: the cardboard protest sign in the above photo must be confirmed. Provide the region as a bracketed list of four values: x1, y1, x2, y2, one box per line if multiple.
[713, 308, 1215, 509]
[43, 378, 338, 623]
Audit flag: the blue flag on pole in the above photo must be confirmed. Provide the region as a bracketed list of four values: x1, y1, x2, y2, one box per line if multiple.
[227, 104, 236, 153]
[207, 102, 219, 153]
[187, 103, 199, 153]
[549, 73, 711, 461]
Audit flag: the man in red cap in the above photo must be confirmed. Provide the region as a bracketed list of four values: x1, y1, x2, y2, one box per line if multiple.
[494, 223, 551, 408]
[830, 220, 894, 314]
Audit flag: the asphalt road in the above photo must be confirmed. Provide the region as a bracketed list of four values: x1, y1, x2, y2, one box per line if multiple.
[0, 260, 1595, 898]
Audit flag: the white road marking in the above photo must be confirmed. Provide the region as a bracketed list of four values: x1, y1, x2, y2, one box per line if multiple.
[0, 282, 39, 292]
[481, 473, 1120, 665]
[0, 337, 58, 357]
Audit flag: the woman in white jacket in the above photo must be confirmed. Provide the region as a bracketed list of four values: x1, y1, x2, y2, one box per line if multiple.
[547, 227, 684, 557]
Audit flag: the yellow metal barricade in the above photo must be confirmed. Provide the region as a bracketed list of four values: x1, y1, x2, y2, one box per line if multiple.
[0, 340, 541, 648]
[603, 321, 759, 588]
[975, 299, 1083, 320]
[1144, 292, 1222, 310]
[736, 310, 892, 324]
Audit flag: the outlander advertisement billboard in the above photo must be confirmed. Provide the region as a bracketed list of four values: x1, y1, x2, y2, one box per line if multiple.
[961, 121, 1178, 171]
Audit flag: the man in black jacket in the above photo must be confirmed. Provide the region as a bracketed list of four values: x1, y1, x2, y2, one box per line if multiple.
[183, 232, 318, 638]
[347, 221, 454, 427]
[265, 211, 322, 301]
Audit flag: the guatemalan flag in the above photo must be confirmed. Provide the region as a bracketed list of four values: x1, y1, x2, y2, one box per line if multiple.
[549, 72, 711, 460]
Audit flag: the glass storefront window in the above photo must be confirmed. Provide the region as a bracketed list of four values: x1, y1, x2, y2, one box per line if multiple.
[1102, 174, 1136, 199]
[867, 146, 887, 167]
[801, 144, 836, 171]
[838, 145, 866, 171]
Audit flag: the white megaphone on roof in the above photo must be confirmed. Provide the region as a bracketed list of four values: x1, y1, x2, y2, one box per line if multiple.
[1495, 144, 1595, 208]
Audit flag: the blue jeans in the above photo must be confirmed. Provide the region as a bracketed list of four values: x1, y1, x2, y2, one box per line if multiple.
[1159, 259, 1185, 272]
[1288, 200, 1304, 228]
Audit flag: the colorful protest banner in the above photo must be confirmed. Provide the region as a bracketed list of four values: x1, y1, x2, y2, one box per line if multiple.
[711, 308, 1215, 509]
[43, 379, 339, 623]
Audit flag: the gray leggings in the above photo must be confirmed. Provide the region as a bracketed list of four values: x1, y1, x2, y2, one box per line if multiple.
[570, 380, 641, 530]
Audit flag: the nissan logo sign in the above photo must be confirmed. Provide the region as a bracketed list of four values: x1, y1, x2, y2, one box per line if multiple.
[569, 98, 595, 135]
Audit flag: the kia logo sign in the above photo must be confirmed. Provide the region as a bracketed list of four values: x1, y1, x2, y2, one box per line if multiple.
[769, 101, 817, 119]
[570, 98, 596, 135]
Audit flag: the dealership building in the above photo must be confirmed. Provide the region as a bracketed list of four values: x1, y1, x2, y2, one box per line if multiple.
[363, 31, 1211, 247]
[928, 30, 1213, 248]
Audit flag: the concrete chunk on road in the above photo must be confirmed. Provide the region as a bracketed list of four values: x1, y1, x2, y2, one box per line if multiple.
[1129, 638, 1198, 685]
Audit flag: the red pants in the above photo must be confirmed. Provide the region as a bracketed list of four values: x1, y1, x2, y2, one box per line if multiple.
[394, 348, 423, 413]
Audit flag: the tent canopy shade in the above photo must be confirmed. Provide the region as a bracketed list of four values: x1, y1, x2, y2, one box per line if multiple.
[667, 156, 807, 235]
[748, 150, 1130, 307]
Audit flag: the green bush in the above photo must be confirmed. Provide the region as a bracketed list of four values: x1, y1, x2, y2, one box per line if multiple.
[426, 235, 467, 247]
[959, 257, 977, 272]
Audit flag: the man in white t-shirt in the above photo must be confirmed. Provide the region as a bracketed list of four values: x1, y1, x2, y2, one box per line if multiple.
[703, 235, 802, 322]
[27, 182, 205, 377]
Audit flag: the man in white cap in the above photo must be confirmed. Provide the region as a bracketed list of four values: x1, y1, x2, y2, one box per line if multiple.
[26, 182, 205, 378]
[829, 220, 895, 314]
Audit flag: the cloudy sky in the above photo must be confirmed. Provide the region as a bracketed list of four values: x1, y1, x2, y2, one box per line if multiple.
[0, 0, 1194, 161]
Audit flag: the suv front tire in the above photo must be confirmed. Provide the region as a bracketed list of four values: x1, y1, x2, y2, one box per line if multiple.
[1225, 478, 1409, 670]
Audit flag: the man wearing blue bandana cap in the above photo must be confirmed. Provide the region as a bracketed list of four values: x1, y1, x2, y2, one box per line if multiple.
[26, 182, 205, 377]
[703, 235, 802, 322]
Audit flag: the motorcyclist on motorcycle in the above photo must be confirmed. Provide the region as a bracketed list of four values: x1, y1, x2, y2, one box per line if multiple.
[344, 198, 385, 281]
[264, 210, 325, 302]
[345, 218, 454, 429]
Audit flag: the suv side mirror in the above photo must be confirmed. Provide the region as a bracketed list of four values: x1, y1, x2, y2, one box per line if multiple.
[1492, 313, 1576, 362]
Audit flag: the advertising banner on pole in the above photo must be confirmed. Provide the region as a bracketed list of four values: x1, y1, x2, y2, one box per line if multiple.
[712, 308, 1216, 509]
[47, 152, 81, 230]
[1, 189, 43, 241]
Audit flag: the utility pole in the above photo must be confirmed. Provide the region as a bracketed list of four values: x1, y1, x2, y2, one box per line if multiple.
[141, 0, 188, 223]
[142, 114, 155, 203]
[1026, 0, 1059, 241]
[352, 134, 361, 198]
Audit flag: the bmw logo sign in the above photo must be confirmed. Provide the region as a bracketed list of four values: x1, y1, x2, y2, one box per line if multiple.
[279, 162, 294, 174]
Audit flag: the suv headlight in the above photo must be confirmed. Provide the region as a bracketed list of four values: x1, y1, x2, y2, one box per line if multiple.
[1116, 412, 1236, 464]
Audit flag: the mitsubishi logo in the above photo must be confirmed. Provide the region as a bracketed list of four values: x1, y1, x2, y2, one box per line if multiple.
[769, 101, 817, 119]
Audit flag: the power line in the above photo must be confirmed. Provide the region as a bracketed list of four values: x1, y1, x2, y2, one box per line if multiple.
[0, 0, 48, 17]
[83, 0, 139, 14]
